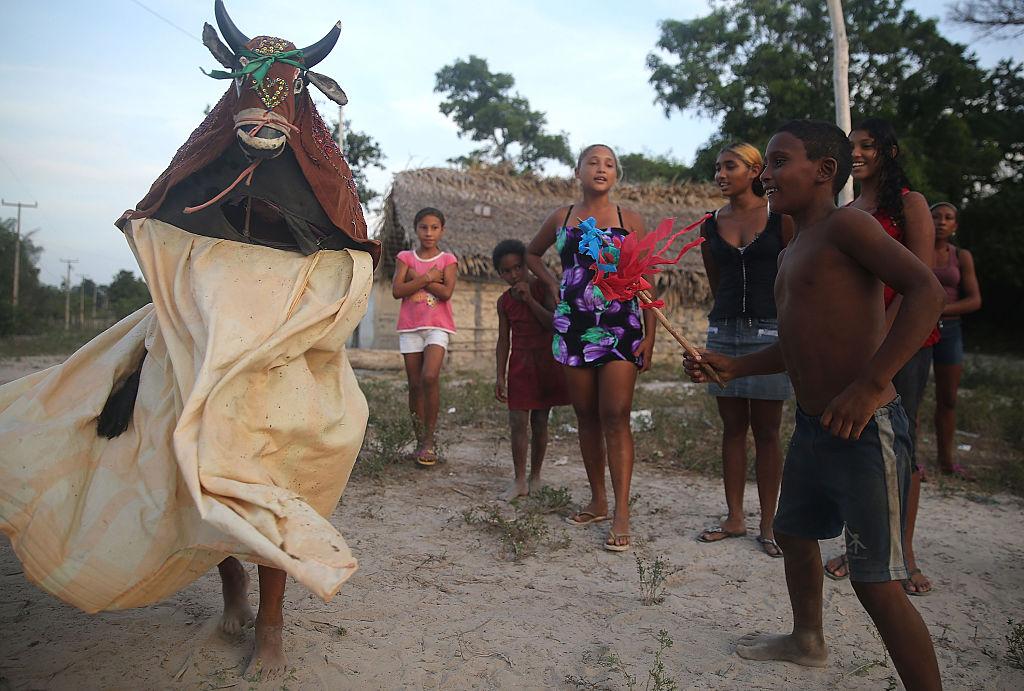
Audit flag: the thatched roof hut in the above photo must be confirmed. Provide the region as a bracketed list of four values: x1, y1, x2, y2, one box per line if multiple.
[377, 167, 723, 308]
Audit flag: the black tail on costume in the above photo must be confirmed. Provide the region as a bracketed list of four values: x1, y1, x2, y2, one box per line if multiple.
[96, 351, 147, 439]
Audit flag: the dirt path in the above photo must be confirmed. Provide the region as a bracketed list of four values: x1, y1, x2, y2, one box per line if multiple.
[2, 361, 1023, 689]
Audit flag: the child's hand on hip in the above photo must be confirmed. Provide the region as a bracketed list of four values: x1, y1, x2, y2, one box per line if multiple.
[821, 379, 888, 440]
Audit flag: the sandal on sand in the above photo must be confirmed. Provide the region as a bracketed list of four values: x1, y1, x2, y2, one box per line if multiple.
[604, 531, 631, 552]
[824, 553, 849, 580]
[565, 511, 609, 527]
[415, 448, 438, 467]
[757, 536, 783, 558]
[698, 526, 747, 543]
[940, 464, 975, 482]
[902, 568, 933, 596]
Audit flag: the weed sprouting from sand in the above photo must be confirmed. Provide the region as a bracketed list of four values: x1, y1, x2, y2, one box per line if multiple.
[1006, 619, 1024, 668]
[637, 554, 669, 605]
[569, 631, 677, 691]
[462, 506, 548, 560]
[517, 485, 572, 514]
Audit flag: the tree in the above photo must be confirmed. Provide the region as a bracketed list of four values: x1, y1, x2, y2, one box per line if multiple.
[618, 152, 693, 183]
[435, 55, 573, 173]
[331, 119, 386, 205]
[647, 0, 1024, 341]
[647, 0, 1012, 199]
[105, 270, 151, 319]
[949, 0, 1024, 38]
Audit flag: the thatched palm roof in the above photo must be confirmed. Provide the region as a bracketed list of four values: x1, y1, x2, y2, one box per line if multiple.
[377, 167, 723, 304]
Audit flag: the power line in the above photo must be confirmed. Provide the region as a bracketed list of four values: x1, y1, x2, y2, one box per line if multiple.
[127, 0, 202, 43]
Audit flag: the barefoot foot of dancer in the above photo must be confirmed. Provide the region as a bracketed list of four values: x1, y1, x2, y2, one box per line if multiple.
[217, 557, 254, 635]
[736, 631, 828, 667]
[244, 566, 288, 681]
[501, 478, 529, 501]
[528, 473, 543, 494]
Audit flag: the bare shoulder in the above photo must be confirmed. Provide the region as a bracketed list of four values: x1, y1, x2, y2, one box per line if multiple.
[902, 190, 930, 212]
[542, 205, 573, 230]
[958, 247, 975, 263]
[620, 207, 646, 233]
[825, 206, 882, 234]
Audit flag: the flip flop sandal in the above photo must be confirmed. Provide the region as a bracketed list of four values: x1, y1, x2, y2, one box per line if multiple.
[603, 531, 631, 552]
[756, 535, 783, 558]
[902, 568, 933, 597]
[824, 553, 849, 580]
[415, 449, 438, 467]
[697, 526, 748, 543]
[565, 511, 609, 527]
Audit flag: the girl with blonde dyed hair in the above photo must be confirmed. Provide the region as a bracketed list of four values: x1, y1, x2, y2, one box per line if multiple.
[697, 141, 794, 558]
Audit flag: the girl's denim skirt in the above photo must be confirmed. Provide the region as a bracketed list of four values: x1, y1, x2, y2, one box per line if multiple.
[705, 317, 793, 400]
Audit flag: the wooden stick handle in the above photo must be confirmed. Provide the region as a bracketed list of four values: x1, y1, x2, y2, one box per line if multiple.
[638, 290, 725, 387]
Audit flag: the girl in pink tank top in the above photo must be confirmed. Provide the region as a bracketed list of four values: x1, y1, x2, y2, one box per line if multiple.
[391, 207, 458, 466]
[929, 202, 982, 482]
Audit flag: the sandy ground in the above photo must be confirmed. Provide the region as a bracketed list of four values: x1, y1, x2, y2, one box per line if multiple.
[2, 358, 1024, 690]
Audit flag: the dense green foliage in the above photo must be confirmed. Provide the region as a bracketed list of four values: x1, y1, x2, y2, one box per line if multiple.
[435, 55, 572, 173]
[647, 0, 1024, 345]
[619, 152, 692, 183]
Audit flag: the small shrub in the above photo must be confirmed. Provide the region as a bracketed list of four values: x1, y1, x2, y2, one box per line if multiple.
[1007, 618, 1024, 669]
[463, 505, 549, 560]
[356, 381, 414, 477]
[517, 485, 572, 515]
[592, 630, 678, 691]
[637, 554, 669, 606]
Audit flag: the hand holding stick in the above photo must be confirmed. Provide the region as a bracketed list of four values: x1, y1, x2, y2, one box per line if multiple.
[638, 290, 725, 387]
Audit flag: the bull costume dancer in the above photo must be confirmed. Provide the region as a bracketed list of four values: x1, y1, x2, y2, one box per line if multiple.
[0, 1, 379, 679]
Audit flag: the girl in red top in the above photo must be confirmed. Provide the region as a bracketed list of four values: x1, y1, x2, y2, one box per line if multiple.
[825, 119, 938, 596]
[493, 239, 571, 500]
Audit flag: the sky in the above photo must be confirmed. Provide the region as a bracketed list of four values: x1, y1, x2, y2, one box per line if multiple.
[0, 0, 1020, 287]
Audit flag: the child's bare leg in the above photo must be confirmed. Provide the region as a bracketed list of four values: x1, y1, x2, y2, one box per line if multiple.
[217, 557, 253, 634]
[565, 367, 607, 519]
[502, 410, 530, 500]
[244, 565, 288, 680]
[528, 408, 550, 493]
[737, 531, 828, 666]
[600, 362, 637, 547]
[902, 469, 931, 593]
[403, 352, 425, 448]
[851, 580, 942, 689]
[717, 397, 751, 535]
[933, 363, 962, 472]
[419, 345, 446, 452]
[750, 400, 784, 541]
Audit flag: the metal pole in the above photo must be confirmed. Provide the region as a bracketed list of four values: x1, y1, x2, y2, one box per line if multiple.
[79, 280, 85, 326]
[826, 0, 854, 205]
[2, 199, 38, 308]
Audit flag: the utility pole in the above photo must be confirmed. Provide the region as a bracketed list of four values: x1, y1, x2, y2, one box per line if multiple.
[826, 0, 854, 205]
[60, 259, 78, 331]
[2, 199, 38, 308]
[79, 279, 86, 326]
[92, 284, 98, 320]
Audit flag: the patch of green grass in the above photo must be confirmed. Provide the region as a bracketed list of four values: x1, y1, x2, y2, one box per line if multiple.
[1007, 619, 1024, 669]
[356, 379, 415, 478]
[462, 505, 549, 560]
[441, 377, 505, 428]
[515, 485, 572, 515]
[0, 326, 110, 358]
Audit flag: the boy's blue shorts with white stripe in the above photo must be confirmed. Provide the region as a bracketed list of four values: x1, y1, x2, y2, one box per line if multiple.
[774, 397, 912, 583]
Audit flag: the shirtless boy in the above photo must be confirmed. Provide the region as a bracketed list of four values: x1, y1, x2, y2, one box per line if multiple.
[685, 120, 944, 690]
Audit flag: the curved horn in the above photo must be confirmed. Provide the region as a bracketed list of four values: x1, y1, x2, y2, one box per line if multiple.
[300, 22, 342, 68]
[214, 0, 249, 53]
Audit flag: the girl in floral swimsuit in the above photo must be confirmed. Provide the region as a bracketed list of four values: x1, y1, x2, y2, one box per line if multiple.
[526, 144, 656, 552]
